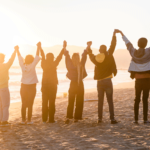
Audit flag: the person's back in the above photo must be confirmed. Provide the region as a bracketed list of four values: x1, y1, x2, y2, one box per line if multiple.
[0, 52, 16, 89]
[18, 55, 40, 84]
[118, 29, 150, 124]
[87, 29, 119, 124]
[64, 41, 88, 124]
[0, 64, 10, 89]
[92, 53, 117, 80]
[41, 59, 58, 85]
[16, 45, 40, 125]
[64, 50, 87, 82]
[88, 35, 117, 81]
[39, 42, 64, 123]
[41, 48, 64, 85]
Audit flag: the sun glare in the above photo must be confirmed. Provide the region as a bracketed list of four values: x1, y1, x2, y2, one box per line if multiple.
[0, 12, 16, 58]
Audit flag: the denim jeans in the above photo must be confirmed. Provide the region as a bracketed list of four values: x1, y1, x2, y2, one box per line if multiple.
[0, 87, 10, 122]
[134, 78, 150, 121]
[97, 78, 115, 120]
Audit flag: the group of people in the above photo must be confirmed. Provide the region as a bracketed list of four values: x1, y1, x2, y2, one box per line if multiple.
[0, 29, 150, 126]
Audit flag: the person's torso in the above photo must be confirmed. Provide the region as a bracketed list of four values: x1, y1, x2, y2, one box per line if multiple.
[21, 64, 38, 84]
[42, 62, 58, 85]
[94, 54, 117, 80]
[0, 63, 9, 88]
[66, 63, 87, 81]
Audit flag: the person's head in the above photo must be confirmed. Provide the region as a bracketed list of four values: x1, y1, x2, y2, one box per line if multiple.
[72, 53, 80, 67]
[46, 53, 54, 63]
[99, 45, 107, 53]
[0, 53, 5, 63]
[138, 38, 148, 48]
[25, 55, 34, 65]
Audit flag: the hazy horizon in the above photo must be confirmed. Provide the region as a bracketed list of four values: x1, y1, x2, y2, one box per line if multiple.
[4, 44, 131, 69]
[0, 0, 150, 59]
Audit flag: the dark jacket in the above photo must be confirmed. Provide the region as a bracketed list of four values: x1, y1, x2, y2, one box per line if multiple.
[64, 50, 87, 81]
[41, 49, 64, 89]
[88, 35, 117, 80]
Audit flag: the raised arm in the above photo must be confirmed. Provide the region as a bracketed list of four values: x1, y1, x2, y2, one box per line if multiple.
[108, 30, 117, 55]
[36, 42, 40, 56]
[87, 41, 99, 66]
[117, 30, 136, 56]
[6, 48, 17, 69]
[64, 50, 75, 70]
[63, 41, 75, 69]
[40, 48, 45, 60]
[37, 42, 45, 68]
[15, 45, 21, 56]
[80, 50, 87, 66]
[30, 42, 41, 68]
[54, 40, 66, 66]
[54, 49, 64, 66]
[15, 45, 24, 68]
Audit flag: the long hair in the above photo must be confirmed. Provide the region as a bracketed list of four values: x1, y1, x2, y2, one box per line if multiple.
[72, 53, 80, 67]
[72, 53, 82, 84]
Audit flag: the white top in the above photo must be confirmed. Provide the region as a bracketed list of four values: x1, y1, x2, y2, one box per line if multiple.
[122, 35, 130, 44]
[18, 55, 41, 84]
[129, 60, 150, 72]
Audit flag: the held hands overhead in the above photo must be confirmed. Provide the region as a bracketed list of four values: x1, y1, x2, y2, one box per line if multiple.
[14, 45, 21, 56]
[63, 40, 67, 51]
[113, 29, 124, 36]
[14, 45, 19, 51]
[86, 41, 92, 53]
[63, 40, 67, 48]
[37, 42, 41, 48]
[14, 29, 123, 55]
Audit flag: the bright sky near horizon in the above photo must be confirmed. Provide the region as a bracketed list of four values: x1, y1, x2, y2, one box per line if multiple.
[0, 0, 150, 57]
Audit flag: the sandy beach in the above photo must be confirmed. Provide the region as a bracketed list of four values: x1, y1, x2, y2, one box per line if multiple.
[1, 81, 150, 150]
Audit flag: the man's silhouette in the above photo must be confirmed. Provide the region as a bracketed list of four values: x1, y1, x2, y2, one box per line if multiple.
[87, 29, 119, 124]
[118, 30, 150, 124]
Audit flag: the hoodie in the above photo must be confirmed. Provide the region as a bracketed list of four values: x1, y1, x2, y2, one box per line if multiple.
[122, 35, 150, 78]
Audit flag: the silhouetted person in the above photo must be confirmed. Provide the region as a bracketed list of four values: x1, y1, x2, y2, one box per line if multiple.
[16, 44, 40, 125]
[64, 41, 87, 124]
[39, 42, 64, 123]
[0, 49, 17, 126]
[87, 29, 119, 124]
[118, 30, 150, 124]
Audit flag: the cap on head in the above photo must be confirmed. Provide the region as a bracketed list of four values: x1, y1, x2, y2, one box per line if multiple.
[46, 53, 54, 62]
[138, 38, 148, 48]
[25, 55, 34, 65]
[0, 53, 5, 63]
[99, 45, 107, 53]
